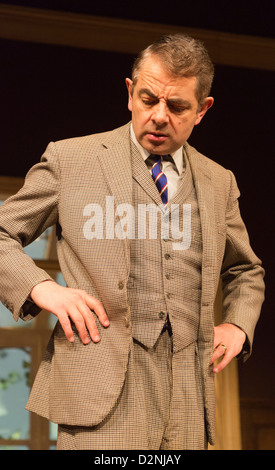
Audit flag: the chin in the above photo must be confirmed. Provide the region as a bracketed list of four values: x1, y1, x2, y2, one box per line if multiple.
[144, 142, 169, 154]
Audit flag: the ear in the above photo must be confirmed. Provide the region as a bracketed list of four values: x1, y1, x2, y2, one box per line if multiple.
[125, 78, 133, 112]
[194, 97, 214, 125]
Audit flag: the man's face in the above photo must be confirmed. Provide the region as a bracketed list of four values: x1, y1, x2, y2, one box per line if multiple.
[126, 56, 213, 155]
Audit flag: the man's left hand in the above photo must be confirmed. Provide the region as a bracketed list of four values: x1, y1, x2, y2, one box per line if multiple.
[210, 323, 246, 373]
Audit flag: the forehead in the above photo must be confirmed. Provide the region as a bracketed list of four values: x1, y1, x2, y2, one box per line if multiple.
[135, 56, 198, 100]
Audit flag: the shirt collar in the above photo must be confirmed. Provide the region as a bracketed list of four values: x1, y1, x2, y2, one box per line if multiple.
[130, 123, 184, 175]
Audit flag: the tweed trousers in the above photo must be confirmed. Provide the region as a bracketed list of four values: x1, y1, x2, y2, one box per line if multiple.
[56, 329, 206, 450]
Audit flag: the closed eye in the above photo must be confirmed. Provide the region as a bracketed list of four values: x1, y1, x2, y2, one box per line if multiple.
[138, 88, 158, 107]
[138, 88, 192, 114]
[142, 98, 157, 106]
[167, 100, 191, 114]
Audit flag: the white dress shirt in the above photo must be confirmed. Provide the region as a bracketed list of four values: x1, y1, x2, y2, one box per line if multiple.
[130, 124, 185, 201]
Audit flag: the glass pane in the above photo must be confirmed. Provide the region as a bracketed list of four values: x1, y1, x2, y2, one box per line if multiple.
[0, 348, 30, 441]
[56, 272, 66, 287]
[50, 421, 58, 441]
[0, 302, 31, 329]
[23, 227, 53, 260]
[48, 272, 66, 330]
[0, 445, 29, 450]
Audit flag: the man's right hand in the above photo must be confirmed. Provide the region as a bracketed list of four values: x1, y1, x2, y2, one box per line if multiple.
[30, 280, 109, 344]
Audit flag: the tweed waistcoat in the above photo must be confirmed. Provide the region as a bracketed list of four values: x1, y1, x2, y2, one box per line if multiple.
[128, 145, 203, 353]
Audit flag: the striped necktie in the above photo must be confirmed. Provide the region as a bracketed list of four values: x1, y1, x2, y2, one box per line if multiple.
[151, 155, 168, 206]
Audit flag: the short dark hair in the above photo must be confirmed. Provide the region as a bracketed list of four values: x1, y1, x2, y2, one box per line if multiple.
[131, 34, 214, 107]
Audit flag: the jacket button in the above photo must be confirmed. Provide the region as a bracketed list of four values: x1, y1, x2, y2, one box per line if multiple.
[118, 281, 124, 290]
[159, 311, 166, 319]
[124, 316, 130, 327]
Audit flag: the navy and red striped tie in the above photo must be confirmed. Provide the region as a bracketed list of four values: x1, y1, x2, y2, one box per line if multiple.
[151, 155, 168, 206]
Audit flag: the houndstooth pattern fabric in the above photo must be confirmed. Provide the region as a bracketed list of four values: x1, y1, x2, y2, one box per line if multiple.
[0, 122, 265, 447]
[56, 331, 206, 450]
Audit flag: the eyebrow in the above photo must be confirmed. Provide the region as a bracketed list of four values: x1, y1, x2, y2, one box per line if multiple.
[138, 88, 158, 99]
[138, 88, 192, 108]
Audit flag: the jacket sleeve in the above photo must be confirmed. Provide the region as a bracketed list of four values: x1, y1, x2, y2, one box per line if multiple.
[0, 142, 60, 322]
[220, 170, 265, 361]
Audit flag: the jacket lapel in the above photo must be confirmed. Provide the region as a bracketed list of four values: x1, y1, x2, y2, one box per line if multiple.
[96, 123, 133, 209]
[95, 124, 133, 271]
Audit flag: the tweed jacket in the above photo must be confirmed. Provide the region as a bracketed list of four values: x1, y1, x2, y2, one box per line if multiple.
[0, 123, 265, 443]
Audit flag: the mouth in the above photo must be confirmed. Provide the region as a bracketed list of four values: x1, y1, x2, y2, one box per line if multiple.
[146, 132, 168, 143]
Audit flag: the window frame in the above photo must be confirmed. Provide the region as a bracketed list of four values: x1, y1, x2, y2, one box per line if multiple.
[0, 176, 59, 450]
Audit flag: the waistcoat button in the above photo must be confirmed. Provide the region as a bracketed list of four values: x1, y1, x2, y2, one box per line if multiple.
[118, 281, 124, 290]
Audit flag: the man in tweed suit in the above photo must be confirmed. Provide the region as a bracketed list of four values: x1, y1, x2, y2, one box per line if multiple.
[0, 34, 264, 449]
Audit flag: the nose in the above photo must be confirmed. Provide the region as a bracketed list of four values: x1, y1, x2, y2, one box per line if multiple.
[152, 101, 169, 126]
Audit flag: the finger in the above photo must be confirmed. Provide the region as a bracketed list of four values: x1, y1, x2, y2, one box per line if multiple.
[85, 294, 109, 327]
[210, 344, 227, 365]
[77, 303, 102, 343]
[213, 351, 233, 373]
[57, 310, 76, 343]
[68, 306, 92, 344]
